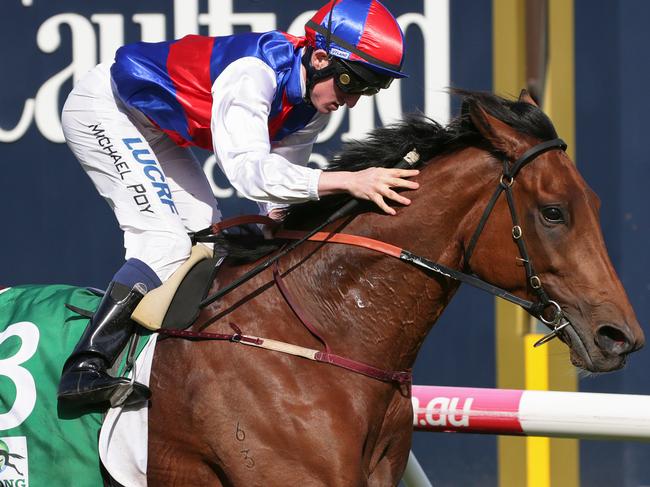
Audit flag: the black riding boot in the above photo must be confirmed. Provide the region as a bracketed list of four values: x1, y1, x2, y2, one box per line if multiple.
[58, 281, 151, 408]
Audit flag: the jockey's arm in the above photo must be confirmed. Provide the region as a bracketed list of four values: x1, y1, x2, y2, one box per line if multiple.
[210, 57, 419, 215]
[211, 57, 322, 205]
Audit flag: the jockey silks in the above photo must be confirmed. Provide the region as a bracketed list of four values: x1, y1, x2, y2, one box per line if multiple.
[111, 32, 317, 151]
[62, 31, 328, 282]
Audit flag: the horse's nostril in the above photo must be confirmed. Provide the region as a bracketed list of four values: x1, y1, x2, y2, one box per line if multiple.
[595, 324, 633, 355]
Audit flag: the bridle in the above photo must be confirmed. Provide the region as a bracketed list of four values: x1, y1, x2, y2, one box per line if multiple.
[463, 138, 571, 346]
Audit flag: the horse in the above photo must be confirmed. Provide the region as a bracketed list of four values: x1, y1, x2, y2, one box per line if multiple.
[145, 90, 644, 486]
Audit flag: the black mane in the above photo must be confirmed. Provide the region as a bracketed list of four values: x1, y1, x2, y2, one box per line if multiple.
[284, 90, 558, 228]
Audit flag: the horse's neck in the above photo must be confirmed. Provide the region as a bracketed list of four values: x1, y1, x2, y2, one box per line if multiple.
[287, 148, 496, 370]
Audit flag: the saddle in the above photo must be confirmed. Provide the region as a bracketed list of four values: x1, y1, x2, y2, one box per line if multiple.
[159, 249, 224, 330]
[132, 219, 280, 331]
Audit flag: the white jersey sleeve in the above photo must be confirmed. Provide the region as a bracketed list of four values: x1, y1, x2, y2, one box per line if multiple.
[210, 56, 327, 204]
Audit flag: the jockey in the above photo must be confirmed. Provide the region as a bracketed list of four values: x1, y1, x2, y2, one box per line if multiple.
[58, 0, 419, 408]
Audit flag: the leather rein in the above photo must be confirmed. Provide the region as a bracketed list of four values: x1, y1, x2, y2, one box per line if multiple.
[165, 139, 571, 384]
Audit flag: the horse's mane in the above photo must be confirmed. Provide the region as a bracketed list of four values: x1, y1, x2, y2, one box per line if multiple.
[216, 90, 559, 261]
[284, 89, 558, 227]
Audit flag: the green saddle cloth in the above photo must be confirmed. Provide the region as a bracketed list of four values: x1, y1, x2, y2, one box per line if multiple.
[0, 284, 149, 487]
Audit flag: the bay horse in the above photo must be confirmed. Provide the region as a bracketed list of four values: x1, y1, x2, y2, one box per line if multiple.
[146, 90, 644, 486]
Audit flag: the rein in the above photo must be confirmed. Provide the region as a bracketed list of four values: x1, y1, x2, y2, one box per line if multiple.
[274, 229, 537, 310]
[176, 139, 572, 385]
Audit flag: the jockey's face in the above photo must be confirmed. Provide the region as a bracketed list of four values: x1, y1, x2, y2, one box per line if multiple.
[311, 76, 361, 113]
[308, 49, 361, 114]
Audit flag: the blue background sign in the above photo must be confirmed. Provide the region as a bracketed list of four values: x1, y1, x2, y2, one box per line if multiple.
[0, 1, 648, 485]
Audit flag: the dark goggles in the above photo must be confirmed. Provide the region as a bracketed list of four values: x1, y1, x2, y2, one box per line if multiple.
[331, 58, 394, 96]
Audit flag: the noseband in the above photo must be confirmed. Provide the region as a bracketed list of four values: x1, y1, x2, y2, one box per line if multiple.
[463, 138, 571, 346]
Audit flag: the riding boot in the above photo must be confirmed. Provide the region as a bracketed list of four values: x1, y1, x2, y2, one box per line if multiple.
[58, 281, 151, 408]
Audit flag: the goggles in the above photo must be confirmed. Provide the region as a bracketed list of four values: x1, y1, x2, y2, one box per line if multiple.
[331, 58, 394, 96]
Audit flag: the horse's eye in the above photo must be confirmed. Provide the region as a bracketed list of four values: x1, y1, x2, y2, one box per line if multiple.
[542, 206, 565, 223]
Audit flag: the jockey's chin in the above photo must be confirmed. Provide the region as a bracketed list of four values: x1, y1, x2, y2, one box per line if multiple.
[310, 78, 361, 113]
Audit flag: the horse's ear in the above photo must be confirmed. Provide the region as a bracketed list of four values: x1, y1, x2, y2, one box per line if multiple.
[461, 98, 471, 116]
[518, 89, 539, 107]
[468, 103, 524, 160]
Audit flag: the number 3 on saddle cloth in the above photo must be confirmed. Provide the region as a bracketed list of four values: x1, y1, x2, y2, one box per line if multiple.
[0, 237, 232, 486]
[0, 285, 147, 486]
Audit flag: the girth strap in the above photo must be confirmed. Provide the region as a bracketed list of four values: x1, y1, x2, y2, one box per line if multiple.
[273, 262, 331, 353]
[157, 325, 412, 384]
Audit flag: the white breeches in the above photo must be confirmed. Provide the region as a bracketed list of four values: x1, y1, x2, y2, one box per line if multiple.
[62, 64, 221, 282]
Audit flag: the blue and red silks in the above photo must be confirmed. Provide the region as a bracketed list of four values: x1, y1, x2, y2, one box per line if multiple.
[110, 32, 316, 150]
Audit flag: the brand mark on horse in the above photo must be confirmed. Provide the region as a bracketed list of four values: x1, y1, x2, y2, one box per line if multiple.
[235, 421, 255, 470]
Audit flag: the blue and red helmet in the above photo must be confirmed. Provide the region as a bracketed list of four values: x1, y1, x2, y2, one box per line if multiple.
[305, 0, 407, 79]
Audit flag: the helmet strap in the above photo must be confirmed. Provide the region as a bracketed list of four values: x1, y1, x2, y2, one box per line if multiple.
[301, 46, 337, 106]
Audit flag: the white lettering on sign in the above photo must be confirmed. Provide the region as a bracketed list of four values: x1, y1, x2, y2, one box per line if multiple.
[35, 13, 97, 143]
[412, 395, 475, 428]
[6, 0, 450, 195]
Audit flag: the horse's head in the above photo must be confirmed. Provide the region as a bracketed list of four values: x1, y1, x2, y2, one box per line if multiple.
[463, 90, 644, 372]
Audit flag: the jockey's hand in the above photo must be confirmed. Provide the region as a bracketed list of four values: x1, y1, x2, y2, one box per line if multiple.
[318, 168, 420, 215]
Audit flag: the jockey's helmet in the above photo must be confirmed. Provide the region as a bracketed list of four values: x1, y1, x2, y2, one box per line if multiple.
[302, 0, 407, 100]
